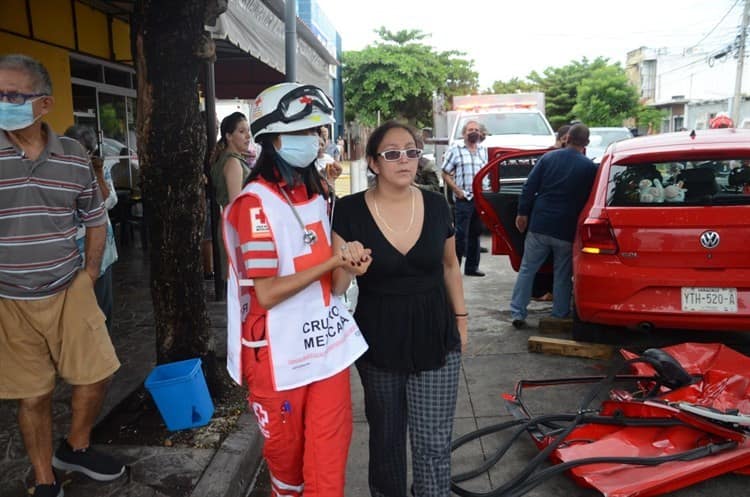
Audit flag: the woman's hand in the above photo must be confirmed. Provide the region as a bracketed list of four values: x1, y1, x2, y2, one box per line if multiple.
[339, 241, 372, 276]
[457, 316, 468, 348]
[326, 161, 343, 181]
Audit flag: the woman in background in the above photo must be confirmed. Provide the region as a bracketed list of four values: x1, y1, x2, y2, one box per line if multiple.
[210, 111, 251, 279]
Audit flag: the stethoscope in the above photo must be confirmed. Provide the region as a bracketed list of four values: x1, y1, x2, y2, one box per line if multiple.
[278, 185, 335, 246]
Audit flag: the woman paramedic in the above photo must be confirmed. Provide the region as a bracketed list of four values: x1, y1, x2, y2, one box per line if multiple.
[222, 83, 370, 497]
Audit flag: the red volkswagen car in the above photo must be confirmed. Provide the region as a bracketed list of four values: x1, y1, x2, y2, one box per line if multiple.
[474, 129, 750, 340]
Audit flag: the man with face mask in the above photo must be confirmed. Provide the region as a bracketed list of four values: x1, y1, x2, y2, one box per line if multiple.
[442, 120, 488, 276]
[0, 54, 124, 497]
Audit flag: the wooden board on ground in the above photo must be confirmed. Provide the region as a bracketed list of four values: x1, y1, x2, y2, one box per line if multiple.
[538, 317, 573, 334]
[528, 336, 614, 360]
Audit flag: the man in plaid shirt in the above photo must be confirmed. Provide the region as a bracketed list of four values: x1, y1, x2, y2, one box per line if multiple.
[441, 120, 488, 277]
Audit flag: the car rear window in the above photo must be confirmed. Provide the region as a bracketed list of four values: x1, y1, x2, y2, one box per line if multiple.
[607, 159, 750, 206]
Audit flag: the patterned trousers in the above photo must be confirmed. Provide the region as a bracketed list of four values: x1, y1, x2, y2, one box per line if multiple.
[357, 351, 461, 497]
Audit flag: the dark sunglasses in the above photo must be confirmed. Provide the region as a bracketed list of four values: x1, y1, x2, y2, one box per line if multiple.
[250, 85, 334, 137]
[378, 148, 422, 162]
[0, 91, 47, 105]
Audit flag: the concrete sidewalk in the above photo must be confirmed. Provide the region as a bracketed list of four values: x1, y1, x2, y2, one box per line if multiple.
[251, 237, 750, 496]
[3, 236, 750, 497]
[0, 243, 263, 497]
[346, 249, 605, 497]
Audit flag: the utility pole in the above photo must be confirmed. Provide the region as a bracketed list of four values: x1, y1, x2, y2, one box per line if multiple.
[285, 0, 297, 82]
[732, 0, 750, 124]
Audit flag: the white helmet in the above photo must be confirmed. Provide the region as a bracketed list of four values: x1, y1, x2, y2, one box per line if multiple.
[250, 82, 335, 140]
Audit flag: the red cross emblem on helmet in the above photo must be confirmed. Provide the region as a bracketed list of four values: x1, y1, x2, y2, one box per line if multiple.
[299, 96, 313, 105]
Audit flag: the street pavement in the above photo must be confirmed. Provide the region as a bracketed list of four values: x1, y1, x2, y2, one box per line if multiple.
[2, 216, 750, 496]
[248, 233, 750, 496]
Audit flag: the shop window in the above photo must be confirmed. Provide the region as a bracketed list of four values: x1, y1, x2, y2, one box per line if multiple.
[661, 118, 671, 133]
[104, 67, 133, 88]
[70, 58, 103, 82]
[72, 84, 98, 129]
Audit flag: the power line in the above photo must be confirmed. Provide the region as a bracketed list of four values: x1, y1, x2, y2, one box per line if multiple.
[687, 0, 741, 50]
[532, 27, 736, 40]
[657, 58, 706, 77]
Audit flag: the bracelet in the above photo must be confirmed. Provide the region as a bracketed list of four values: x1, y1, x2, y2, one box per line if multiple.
[455, 312, 469, 317]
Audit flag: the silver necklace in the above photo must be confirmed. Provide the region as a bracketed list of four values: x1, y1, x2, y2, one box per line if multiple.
[279, 187, 318, 245]
[372, 187, 415, 233]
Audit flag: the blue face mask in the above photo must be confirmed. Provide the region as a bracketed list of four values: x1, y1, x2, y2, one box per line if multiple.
[275, 134, 319, 168]
[0, 100, 40, 131]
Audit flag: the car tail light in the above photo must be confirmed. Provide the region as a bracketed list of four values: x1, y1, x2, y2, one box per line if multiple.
[580, 217, 618, 255]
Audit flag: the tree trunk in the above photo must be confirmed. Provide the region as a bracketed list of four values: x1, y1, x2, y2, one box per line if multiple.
[131, 0, 224, 394]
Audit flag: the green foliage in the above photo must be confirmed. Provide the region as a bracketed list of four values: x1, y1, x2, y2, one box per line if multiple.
[342, 28, 478, 128]
[635, 105, 665, 131]
[572, 64, 639, 126]
[375, 27, 428, 45]
[438, 50, 478, 99]
[526, 57, 610, 129]
[488, 77, 537, 95]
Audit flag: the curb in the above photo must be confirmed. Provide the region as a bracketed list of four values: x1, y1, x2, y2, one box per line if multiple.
[190, 413, 264, 497]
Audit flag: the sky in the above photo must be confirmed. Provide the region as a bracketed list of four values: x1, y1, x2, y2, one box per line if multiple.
[314, 0, 747, 89]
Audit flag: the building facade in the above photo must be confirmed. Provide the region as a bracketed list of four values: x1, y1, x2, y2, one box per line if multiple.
[627, 45, 749, 132]
[297, 0, 344, 139]
[1, 1, 135, 139]
[1, 0, 341, 153]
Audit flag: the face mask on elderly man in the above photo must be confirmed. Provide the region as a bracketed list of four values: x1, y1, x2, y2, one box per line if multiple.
[0, 99, 41, 131]
[466, 131, 481, 144]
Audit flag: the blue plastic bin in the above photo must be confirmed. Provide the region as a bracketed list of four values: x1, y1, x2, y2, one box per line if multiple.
[144, 358, 215, 431]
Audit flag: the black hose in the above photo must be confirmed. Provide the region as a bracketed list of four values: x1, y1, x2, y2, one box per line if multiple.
[452, 440, 736, 497]
[450, 355, 709, 497]
[502, 440, 738, 497]
[451, 415, 573, 482]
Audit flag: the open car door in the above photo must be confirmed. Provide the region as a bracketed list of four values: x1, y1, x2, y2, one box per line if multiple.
[473, 147, 552, 271]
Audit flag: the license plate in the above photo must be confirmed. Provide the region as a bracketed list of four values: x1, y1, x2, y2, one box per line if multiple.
[681, 287, 737, 313]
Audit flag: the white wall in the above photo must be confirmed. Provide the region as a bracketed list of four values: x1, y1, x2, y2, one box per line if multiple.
[655, 50, 750, 104]
[687, 99, 750, 129]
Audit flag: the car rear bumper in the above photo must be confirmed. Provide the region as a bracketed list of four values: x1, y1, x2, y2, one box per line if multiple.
[574, 260, 750, 332]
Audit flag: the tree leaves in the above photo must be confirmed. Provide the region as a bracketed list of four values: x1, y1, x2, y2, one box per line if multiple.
[573, 64, 640, 126]
[342, 28, 478, 127]
[489, 57, 644, 129]
[344, 30, 645, 131]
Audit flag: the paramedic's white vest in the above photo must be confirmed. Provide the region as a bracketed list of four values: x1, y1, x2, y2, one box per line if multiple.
[223, 181, 367, 391]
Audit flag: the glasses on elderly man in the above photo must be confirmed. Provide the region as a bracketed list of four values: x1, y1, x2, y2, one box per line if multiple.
[0, 91, 47, 105]
[378, 148, 422, 162]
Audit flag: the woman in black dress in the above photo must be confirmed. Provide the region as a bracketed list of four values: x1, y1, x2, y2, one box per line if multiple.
[333, 121, 467, 497]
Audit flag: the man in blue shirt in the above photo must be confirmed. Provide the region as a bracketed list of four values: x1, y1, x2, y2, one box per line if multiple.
[509, 124, 597, 328]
